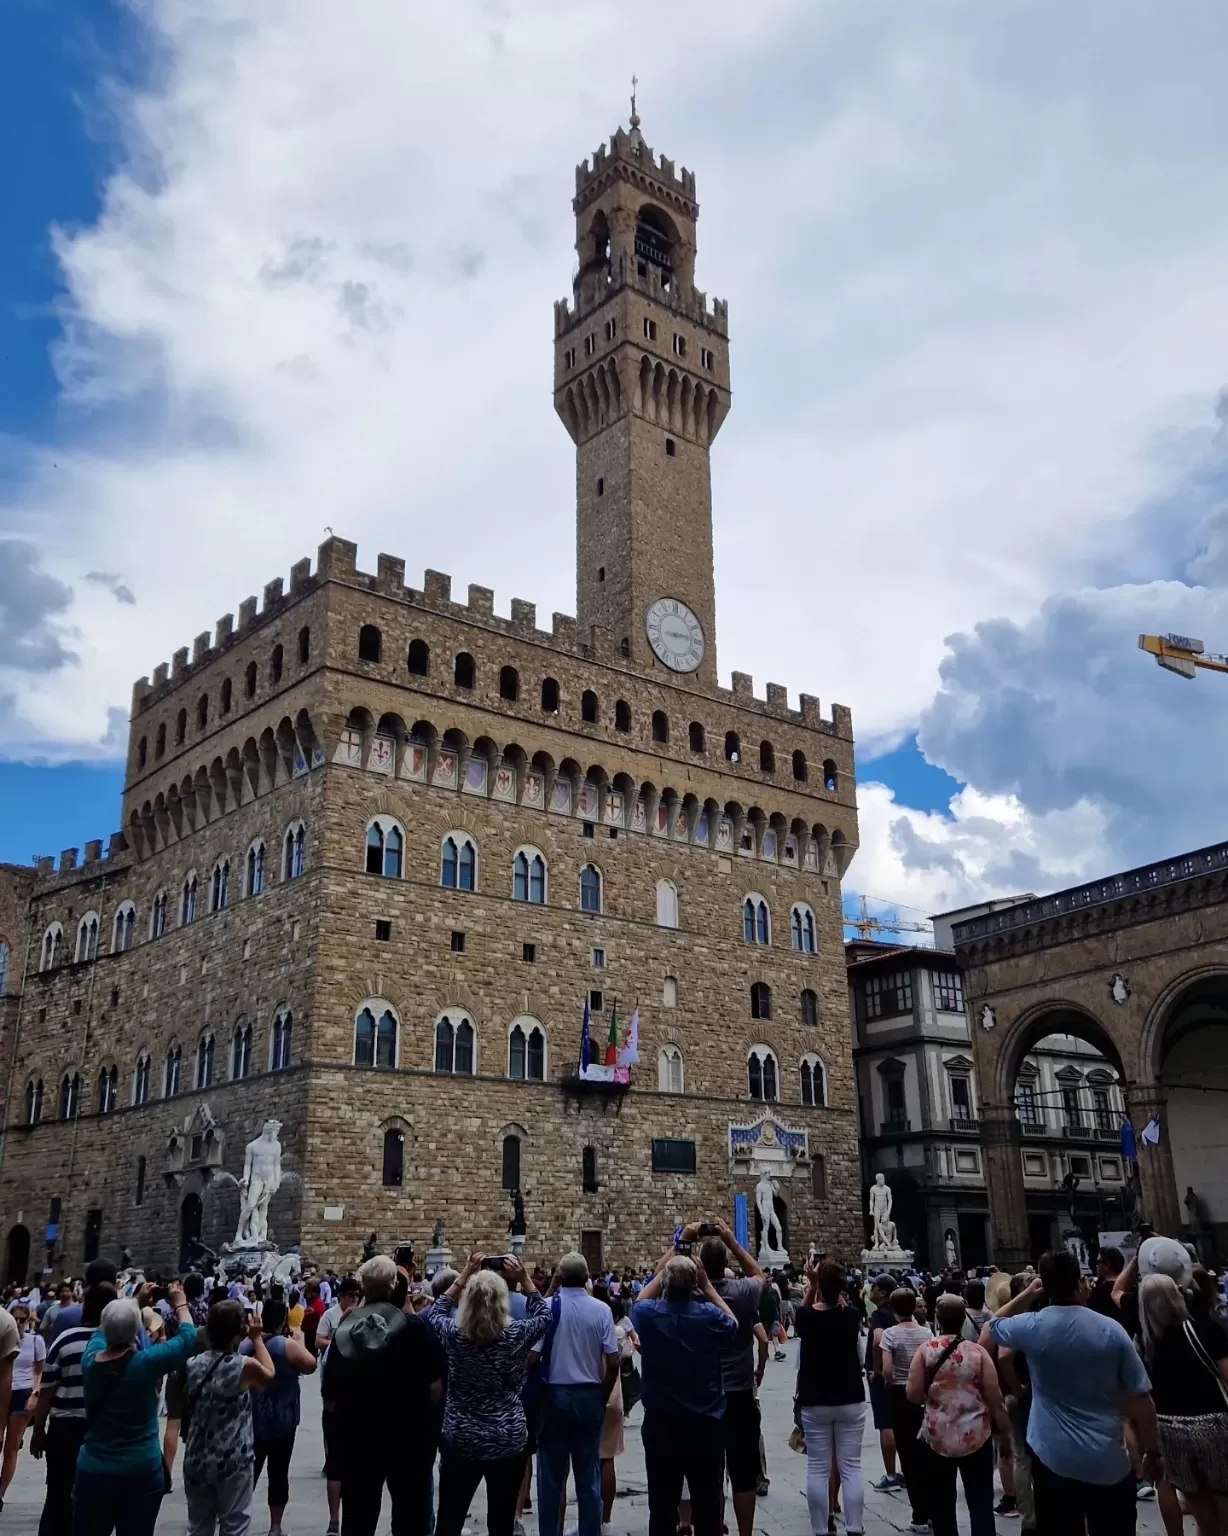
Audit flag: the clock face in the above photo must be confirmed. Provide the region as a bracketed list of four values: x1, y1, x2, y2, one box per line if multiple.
[645, 598, 705, 673]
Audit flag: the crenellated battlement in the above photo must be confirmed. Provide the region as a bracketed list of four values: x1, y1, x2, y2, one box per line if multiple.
[554, 253, 728, 337]
[575, 126, 697, 210]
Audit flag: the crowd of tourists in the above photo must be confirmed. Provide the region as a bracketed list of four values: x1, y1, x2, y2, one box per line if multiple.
[0, 1232, 1223, 1536]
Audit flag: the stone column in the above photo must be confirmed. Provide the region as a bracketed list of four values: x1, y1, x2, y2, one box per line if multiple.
[1128, 1085, 1183, 1237]
[980, 1103, 1030, 1269]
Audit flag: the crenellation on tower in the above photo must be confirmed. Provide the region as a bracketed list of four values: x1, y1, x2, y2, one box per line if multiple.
[215, 614, 234, 647]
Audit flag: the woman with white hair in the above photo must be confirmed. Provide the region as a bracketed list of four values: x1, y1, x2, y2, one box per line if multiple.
[1137, 1272, 1228, 1536]
[427, 1251, 551, 1536]
[73, 1283, 195, 1536]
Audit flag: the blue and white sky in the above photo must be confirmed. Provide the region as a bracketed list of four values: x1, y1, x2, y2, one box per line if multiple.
[5, 0, 1228, 931]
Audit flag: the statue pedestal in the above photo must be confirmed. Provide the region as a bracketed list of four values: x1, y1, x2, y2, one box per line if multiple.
[758, 1243, 790, 1270]
[509, 1232, 526, 1260]
[860, 1246, 915, 1274]
[423, 1245, 453, 1279]
[219, 1239, 275, 1279]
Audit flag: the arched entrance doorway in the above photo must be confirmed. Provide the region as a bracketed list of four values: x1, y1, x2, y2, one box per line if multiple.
[1153, 975, 1228, 1264]
[4, 1226, 30, 1287]
[179, 1193, 203, 1271]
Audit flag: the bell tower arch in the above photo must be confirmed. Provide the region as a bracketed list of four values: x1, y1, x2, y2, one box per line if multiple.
[554, 100, 730, 687]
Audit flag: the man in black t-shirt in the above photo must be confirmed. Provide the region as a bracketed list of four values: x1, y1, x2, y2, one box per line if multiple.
[322, 1255, 443, 1536]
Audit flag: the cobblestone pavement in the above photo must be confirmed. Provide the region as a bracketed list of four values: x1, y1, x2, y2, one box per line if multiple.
[0, 1337, 1171, 1535]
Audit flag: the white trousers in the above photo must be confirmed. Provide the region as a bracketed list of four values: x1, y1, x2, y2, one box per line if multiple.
[799, 1402, 866, 1535]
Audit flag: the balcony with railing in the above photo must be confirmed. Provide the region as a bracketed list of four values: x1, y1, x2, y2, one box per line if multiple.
[1063, 1122, 1094, 1141]
[1019, 1119, 1048, 1138]
[949, 1114, 980, 1135]
[880, 1112, 911, 1135]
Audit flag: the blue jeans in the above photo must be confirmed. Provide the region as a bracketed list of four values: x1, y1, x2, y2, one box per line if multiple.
[71, 1465, 165, 1536]
[536, 1384, 604, 1536]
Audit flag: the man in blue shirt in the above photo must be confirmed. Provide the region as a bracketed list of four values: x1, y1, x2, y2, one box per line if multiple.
[632, 1251, 738, 1536]
[982, 1249, 1158, 1535]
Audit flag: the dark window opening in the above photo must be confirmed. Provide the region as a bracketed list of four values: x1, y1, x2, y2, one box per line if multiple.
[651, 1138, 696, 1174]
[155, 723, 166, 759]
[358, 625, 383, 663]
[137, 736, 147, 769]
[759, 741, 775, 773]
[455, 652, 475, 689]
[176, 707, 188, 744]
[823, 758, 839, 792]
[596, 477, 604, 497]
[689, 721, 705, 752]
[375, 919, 392, 941]
[382, 1129, 404, 1187]
[244, 664, 257, 701]
[792, 750, 807, 782]
[220, 679, 232, 715]
[84, 1209, 103, 1265]
[651, 710, 669, 744]
[751, 982, 772, 1020]
[582, 1146, 599, 1193]
[800, 989, 818, 1026]
[597, 567, 605, 582]
[541, 677, 560, 713]
[196, 695, 208, 730]
[499, 665, 519, 701]
[582, 822, 595, 838]
[523, 943, 536, 963]
[811, 1154, 827, 1201]
[135, 1155, 146, 1206]
[450, 930, 465, 953]
[589, 990, 603, 1012]
[502, 1135, 521, 1191]
[725, 731, 740, 763]
[581, 690, 598, 724]
[665, 437, 676, 457]
[298, 626, 310, 663]
[619, 638, 630, 658]
[270, 644, 284, 684]
[407, 639, 430, 676]
[615, 700, 631, 733]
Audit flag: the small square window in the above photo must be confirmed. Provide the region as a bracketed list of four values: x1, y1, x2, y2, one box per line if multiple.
[643, 318, 657, 341]
[584, 333, 596, 356]
[564, 347, 576, 370]
[375, 920, 392, 941]
[589, 989, 604, 1012]
[38, 1008, 47, 1024]
[672, 332, 687, 357]
[1070, 1155, 1092, 1177]
[701, 347, 715, 371]
[592, 948, 605, 969]
[451, 931, 465, 953]
[73, 1000, 82, 1016]
[582, 822, 595, 838]
[604, 318, 616, 341]
[110, 987, 120, 1008]
[608, 827, 618, 839]
[665, 438, 676, 457]
[523, 943, 536, 963]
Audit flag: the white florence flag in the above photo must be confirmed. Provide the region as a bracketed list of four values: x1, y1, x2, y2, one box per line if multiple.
[617, 1007, 640, 1067]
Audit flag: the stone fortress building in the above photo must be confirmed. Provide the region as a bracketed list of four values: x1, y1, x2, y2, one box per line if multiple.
[0, 111, 862, 1280]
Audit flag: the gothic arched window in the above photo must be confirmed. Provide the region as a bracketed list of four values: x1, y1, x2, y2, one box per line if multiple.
[196, 1032, 216, 1089]
[97, 1065, 118, 1115]
[270, 1008, 293, 1071]
[133, 1051, 151, 1106]
[59, 1072, 81, 1121]
[800, 1056, 827, 1108]
[246, 841, 266, 897]
[743, 896, 770, 945]
[513, 849, 547, 904]
[365, 818, 404, 879]
[164, 1043, 182, 1098]
[441, 834, 477, 891]
[435, 1014, 475, 1075]
[283, 822, 306, 880]
[748, 1046, 778, 1103]
[231, 1018, 253, 1080]
[355, 1004, 398, 1069]
[25, 1078, 43, 1126]
[658, 1045, 684, 1094]
[508, 1020, 546, 1082]
[790, 903, 817, 954]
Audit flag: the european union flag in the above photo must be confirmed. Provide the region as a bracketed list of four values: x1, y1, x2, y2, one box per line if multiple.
[1120, 1119, 1137, 1162]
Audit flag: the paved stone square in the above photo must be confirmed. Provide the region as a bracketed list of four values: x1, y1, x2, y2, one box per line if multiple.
[0, 1336, 1169, 1536]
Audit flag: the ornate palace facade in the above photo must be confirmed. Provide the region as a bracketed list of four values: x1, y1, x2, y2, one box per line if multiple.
[0, 115, 860, 1279]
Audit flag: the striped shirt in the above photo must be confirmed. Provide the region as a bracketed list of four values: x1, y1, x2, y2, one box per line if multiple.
[43, 1325, 93, 1419]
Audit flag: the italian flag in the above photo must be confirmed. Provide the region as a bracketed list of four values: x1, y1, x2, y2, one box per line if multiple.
[604, 1002, 619, 1066]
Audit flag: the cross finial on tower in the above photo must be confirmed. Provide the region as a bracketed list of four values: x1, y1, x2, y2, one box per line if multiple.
[629, 74, 640, 131]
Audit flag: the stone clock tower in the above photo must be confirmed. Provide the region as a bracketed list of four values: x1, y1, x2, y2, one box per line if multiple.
[553, 104, 730, 688]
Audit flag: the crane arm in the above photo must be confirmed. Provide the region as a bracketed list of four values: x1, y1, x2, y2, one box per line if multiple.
[1138, 633, 1228, 679]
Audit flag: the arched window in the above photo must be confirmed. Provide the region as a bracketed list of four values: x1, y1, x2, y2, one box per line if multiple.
[434, 1013, 476, 1075]
[231, 1018, 253, 1079]
[210, 860, 230, 913]
[164, 1043, 182, 1098]
[0, 939, 8, 998]
[725, 731, 740, 763]
[246, 841, 266, 897]
[658, 1045, 684, 1093]
[112, 902, 136, 954]
[270, 644, 284, 684]
[181, 874, 198, 925]
[823, 759, 838, 792]
[748, 1046, 778, 1102]
[441, 834, 477, 891]
[382, 1128, 405, 1187]
[742, 896, 770, 945]
[689, 721, 705, 752]
[455, 652, 476, 689]
[283, 822, 305, 880]
[501, 1134, 521, 1190]
[759, 741, 775, 773]
[59, 1072, 80, 1121]
[751, 982, 772, 1020]
[358, 624, 382, 663]
[790, 903, 817, 953]
[133, 1051, 151, 1106]
[76, 913, 100, 964]
[25, 1078, 43, 1126]
[541, 677, 560, 713]
[220, 679, 233, 715]
[174, 706, 188, 744]
[365, 817, 404, 878]
[195, 1032, 216, 1089]
[39, 924, 62, 973]
[792, 750, 808, 782]
[196, 694, 208, 731]
[149, 892, 168, 940]
[513, 849, 547, 904]
[97, 1065, 118, 1115]
[270, 1008, 293, 1070]
[579, 864, 602, 913]
[615, 700, 632, 733]
[800, 988, 818, 1027]
[244, 662, 257, 700]
[137, 736, 147, 769]
[355, 1004, 398, 1069]
[581, 690, 599, 724]
[508, 1019, 547, 1081]
[155, 722, 166, 759]
[651, 710, 669, 744]
[499, 665, 519, 701]
[407, 638, 430, 676]
[656, 879, 679, 929]
[298, 626, 310, 664]
[800, 1056, 827, 1108]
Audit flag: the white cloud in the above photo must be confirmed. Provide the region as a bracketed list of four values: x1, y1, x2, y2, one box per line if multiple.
[7, 0, 1228, 888]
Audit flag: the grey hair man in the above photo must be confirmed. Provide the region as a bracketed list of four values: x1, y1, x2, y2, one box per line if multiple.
[536, 1253, 620, 1536]
[632, 1245, 739, 1536]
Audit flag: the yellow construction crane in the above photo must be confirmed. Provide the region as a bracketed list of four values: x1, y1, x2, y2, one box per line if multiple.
[845, 894, 933, 942]
[1138, 632, 1228, 680]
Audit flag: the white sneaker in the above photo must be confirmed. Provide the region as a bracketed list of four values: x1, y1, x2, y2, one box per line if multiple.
[564, 1526, 580, 1536]
[601, 1525, 616, 1536]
